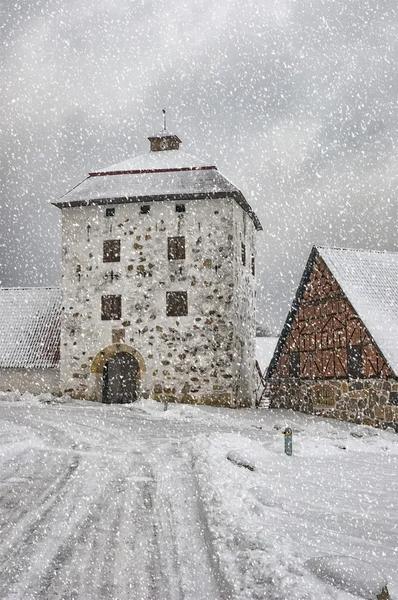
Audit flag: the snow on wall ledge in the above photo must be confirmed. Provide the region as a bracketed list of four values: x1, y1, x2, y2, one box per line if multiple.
[0, 368, 60, 395]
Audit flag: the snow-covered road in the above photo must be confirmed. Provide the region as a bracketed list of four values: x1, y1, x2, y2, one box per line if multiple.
[0, 400, 230, 600]
[1, 396, 398, 600]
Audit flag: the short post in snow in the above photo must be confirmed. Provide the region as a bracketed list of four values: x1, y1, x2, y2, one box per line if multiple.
[163, 398, 168, 411]
[282, 428, 292, 456]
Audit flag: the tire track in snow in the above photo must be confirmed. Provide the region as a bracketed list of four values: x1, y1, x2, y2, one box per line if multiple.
[149, 447, 224, 600]
[33, 469, 172, 600]
[0, 451, 113, 599]
[0, 404, 228, 599]
[1, 451, 176, 600]
[0, 454, 81, 596]
[191, 464, 235, 600]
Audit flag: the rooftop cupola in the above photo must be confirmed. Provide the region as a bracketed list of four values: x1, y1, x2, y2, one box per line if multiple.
[148, 132, 182, 152]
[148, 109, 182, 152]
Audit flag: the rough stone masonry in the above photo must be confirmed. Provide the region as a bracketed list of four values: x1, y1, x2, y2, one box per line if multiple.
[56, 134, 261, 406]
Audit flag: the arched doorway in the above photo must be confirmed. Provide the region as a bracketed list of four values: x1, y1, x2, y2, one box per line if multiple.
[102, 351, 139, 404]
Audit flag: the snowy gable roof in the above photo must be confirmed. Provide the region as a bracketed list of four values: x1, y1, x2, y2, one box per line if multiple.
[53, 145, 262, 230]
[318, 247, 398, 375]
[56, 168, 237, 204]
[0, 288, 61, 369]
[93, 149, 212, 173]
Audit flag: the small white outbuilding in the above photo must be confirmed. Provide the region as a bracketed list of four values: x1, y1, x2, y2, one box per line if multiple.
[0, 287, 60, 394]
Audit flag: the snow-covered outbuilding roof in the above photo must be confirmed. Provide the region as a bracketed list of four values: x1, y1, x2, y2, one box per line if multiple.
[0, 288, 61, 369]
[256, 337, 279, 374]
[53, 134, 262, 231]
[317, 246, 398, 376]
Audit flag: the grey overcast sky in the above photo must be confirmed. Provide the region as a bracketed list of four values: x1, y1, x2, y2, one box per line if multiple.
[1, 0, 397, 332]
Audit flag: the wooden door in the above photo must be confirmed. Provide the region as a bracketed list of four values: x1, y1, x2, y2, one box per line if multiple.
[102, 352, 139, 404]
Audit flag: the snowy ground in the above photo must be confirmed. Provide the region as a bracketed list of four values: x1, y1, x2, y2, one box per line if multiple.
[0, 393, 397, 600]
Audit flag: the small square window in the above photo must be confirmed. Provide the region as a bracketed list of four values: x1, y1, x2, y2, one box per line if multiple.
[105, 207, 115, 217]
[168, 236, 185, 260]
[140, 205, 150, 214]
[241, 243, 246, 266]
[112, 328, 125, 344]
[166, 291, 188, 316]
[289, 352, 300, 377]
[347, 345, 363, 378]
[390, 392, 398, 406]
[101, 295, 121, 320]
[103, 240, 121, 263]
[176, 204, 186, 213]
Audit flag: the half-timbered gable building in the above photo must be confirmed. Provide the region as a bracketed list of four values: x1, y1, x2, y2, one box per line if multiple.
[267, 247, 398, 428]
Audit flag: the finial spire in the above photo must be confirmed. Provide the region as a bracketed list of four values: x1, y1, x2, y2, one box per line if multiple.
[148, 113, 181, 152]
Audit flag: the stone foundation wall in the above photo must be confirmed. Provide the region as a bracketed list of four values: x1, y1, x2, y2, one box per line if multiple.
[267, 378, 398, 429]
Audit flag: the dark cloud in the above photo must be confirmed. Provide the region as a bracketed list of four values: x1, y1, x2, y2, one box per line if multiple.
[1, 0, 397, 332]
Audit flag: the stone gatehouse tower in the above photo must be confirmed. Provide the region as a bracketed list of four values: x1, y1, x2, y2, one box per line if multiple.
[53, 130, 262, 406]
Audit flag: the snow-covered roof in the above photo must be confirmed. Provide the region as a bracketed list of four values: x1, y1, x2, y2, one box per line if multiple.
[318, 247, 398, 376]
[93, 149, 212, 173]
[56, 168, 237, 204]
[0, 288, 61, 369]
[53, 139, 262, 230]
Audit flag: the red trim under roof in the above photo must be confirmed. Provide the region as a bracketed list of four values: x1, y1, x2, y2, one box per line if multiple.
[89, 165, 217, 177]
